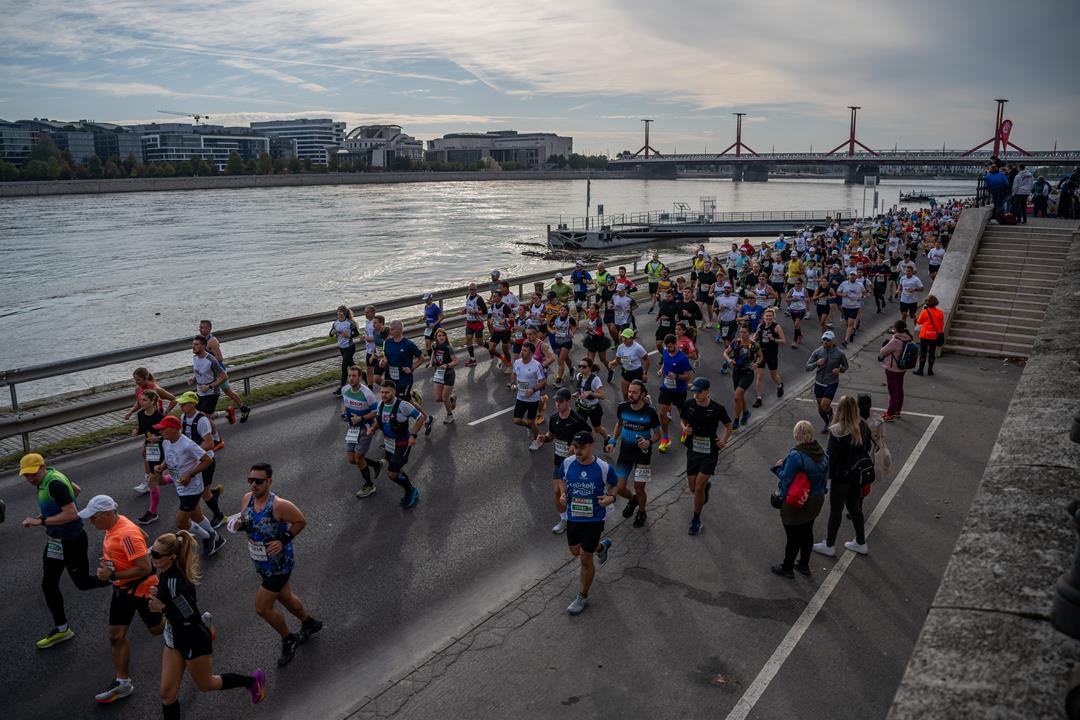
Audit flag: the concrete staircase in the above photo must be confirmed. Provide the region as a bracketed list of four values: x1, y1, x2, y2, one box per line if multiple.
[947, 222, 1076, 358]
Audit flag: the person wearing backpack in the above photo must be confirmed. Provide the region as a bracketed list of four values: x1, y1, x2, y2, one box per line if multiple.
[813, 396, 872, 558]
[769, 420, 828, 579]
[878, 320, 915, 421]
[914, 295, 945, 376]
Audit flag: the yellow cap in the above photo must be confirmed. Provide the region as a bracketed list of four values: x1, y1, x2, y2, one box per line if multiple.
[19, 452, 45, 475]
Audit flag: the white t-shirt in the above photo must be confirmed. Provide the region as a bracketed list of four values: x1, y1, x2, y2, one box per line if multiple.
[512, 358, 546, 403]
[616, 341, 648, 371]
[928, 248, 945, 265]
[899, 275, 924, 303]
[837, 281, 866, 309]
[713, 294, 739, 323]
[163, 434, 207, 497]
[501, 291, 520, 310]
[612, 295, 633, 326]
[364, 319, 377, 354]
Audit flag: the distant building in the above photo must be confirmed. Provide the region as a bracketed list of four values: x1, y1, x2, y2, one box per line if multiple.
[80, 122, 144, 163]
[15, 119, 97, 165]
[249, 118, 345, 165]
[0, 120, 38, 165]
[426, 130, 572, 169]
[128, 123, 270, 171]
[340, 125, 425, 167]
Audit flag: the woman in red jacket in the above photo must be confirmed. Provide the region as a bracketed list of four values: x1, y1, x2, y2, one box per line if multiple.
[914, 295, 945, 376]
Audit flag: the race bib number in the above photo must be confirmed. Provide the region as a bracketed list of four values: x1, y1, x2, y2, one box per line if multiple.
[516, 380, 532, 392]
[433, 367, 446, 384]
[554, 440, 569, 457]
[145, 444, 162, 463]
[569, 496, 594, 518]
[423, 327, 434, 338]
[620, 356, 634, 370]
[659, 318, 671, 327]
[663, 374, 677, 389]
[615, 310, 628, 325]
[699, 283, 711, 294]
[388, 366, 401, 381]
[692, 436, 713, 454]
[46, 538, 64, 560]
[634, 465, 652, 481]
[556, 330, 569, 340]
[345, 427, 361, 444]
[247, 541, 268, 562]
[384, 436, 397, 453]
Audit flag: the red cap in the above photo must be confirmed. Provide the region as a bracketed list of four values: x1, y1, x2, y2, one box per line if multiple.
[153, 416, 181, 430]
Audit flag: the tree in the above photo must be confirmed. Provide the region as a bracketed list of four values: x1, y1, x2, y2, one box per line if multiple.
[300, 157, 313, 173]
[244, 158, 257, 174]
[21, 160, 50, 180]
[46, 156, 62, 180]
[161, 162, 175, 176]
[287, 157, 301, 174]
[257, 152, 273, 175]
[123, 152, 138, 174]
[567, 153, 587, 169]
[272, 156, 285, 174]
[58, 161, 75, 180]
[176, 160, 194, 177]
[0, 160, 19, 181]
[226, 150, 245, 175]
[87, 155, 104, 179]
[103, 160, 123, 179]
[29, 135, 61, 163]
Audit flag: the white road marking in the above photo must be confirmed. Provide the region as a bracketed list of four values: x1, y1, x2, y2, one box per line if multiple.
[795, 397, 940, 419]
[467, 406, 515, 426]
[723, 412, 944, 720]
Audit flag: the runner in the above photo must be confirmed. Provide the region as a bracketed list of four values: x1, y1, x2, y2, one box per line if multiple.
[570, 260, 593, 316]
[812, 281, 835, 331]
[655, 288, 680, 352]
[927, 240, 946, 280]
[421, 293, 444, 356]
[341, 365, 384, 498]
[19, 453, 110, 649]
[696, 260, 718, 322]
[836, 271, 867, 347]
[896, 265, 925, 323]
[550, 272, 573, 306]
[367, 314, 388, 387]
[609, 328, 650, 402]
[785, 278, 808, 348]
[79, 495, 164, 703]
[497, 281, 520, 312]
[122, 368, 177, 422]
[674, 321, 699, 363]
[375, 380, 427, 508]
[133, 390, 169, 524]
[581, 304, 613, 383]
[868, 254, 890, 314]
[557, 431, 617, 615]
[148, 531, 267, 718]
[605, 380, 661, 528]
[572, 359, 609, 447]
[677, 287, 703, 336]
[361, 306, 379, 388]
[175, 392, 226, 530]
[612, 283, 636, 341]
[228, 462, 323, 667]
[712, 283, 739, 364]
[381, 320, 432, 435]
[805, 331, 849, 432]
[329, 306, 361, 396]
[753, 307, 786, 407]
[645, 253, 666, 312]
[188, 336, 230, 448]
[544, 388, 593, 534]
[737, 292, 765, 334]
[681, 378, 733, 536]
[198, 321, 251, 424]
[151, 416, 226, 557]
[487, 290, 515, 372]
[428, 328, 458, 423]
[463, 283, 488, 368]
[548, 304, 577, 384]
[722, 325, 762, 430]
[522, 326, 557, 425]
[511, 341, 548, 451]
[657, 334, 694, 453]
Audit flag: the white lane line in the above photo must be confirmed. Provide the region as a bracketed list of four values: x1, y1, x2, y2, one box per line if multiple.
[723, 412, 944, 720]
[467, 406, 515, 426]
[794, 397, 941, 419]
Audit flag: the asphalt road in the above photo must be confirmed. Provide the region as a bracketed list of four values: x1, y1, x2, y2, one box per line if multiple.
[0, 283, 1019, 720]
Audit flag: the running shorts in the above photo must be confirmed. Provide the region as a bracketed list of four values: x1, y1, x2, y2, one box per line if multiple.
[566, 520, 604, 553]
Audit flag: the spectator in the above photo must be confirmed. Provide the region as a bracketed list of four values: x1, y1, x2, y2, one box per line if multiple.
[878, 320, 914, 420]
[1032, 175, 1052, 218]
[1011, 164, 1034, 224]
[983, 165, 1011, 218]
[770, 420, 828, 578]
[813, 396, 872, 557]
[914, 294, 945, 376]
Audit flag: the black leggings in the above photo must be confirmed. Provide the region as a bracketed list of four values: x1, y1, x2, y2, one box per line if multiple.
[825, 482, 866, 546]
[42, 531, 110, 626]
[918, 338, 936, 372]
[339, 344, 357, 388]
[782, 521, 814, 569]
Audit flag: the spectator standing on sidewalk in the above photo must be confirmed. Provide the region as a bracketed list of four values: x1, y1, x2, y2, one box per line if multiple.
[914, 295, 945, 377]
[1011, 165, 1034, 224]
[769, 420, 828, 578]
[1032, 175, 1052, 218]
[878, 320, 914, 420]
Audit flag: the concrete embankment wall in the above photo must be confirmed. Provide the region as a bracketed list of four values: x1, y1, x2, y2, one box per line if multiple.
[0, 170, 632, 198]
[888, 229, 1080, 719]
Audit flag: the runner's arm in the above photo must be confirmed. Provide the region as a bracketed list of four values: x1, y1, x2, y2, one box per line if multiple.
[272, 498, 307, 538]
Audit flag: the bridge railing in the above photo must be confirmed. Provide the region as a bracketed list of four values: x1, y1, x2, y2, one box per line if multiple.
[555, 209, 853, 232]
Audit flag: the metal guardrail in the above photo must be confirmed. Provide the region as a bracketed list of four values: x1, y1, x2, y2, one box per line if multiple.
[0, 258, 695, 449]
[556, 209, 852, 232]
[609, 150, 1080, 165]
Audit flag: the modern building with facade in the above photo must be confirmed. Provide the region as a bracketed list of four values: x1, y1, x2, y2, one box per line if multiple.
[339, 125, 425, 167]
[426, 130, 573, 169]
[129, 123, 270, 170]
[12, 119, 97, 165]
[0, 120, 39, 165]
[249, 118, 345, 165]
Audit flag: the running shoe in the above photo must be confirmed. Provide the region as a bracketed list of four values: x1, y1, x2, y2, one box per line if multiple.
[425, 414, 434, 436]
[332, 389, 343, 396]
[248, 669, 267, 705]
[741, 410, 751, 425]
[882, 413, 898, 422]
[300, 617, 323, 642]
[355, 483, 377, 498]
[777, 384, 784, 398]
[596, 538, 613, 565]
[403, 487, 421, 509]
[213, 440, 226, 451]
[277, 633, 300, 667]
[201, 611, 216, 641]
[720, 363, 729, 375]
[633, 510, 647, 528]
[450, 395, 457, 410]
[465, 358, 477, 367]
[770, 564, 795, 579]
[567, 594, 588, 616]
[551, 517, 567, 534]
[94, 679, 134, 703]
[528, 436, 545, 451]
[714, 334, 724, 344]
[795, 564, 811, 576]
[240, 406, 251, 423]
[36, 627, 75, 649]
[647, 307, 654, 314]
[443, 413, 455, 424]
[621, 496, 639, 519]
[844, 540, 869, 555]
[227, 406, 237, 425]
[208, 532, 226, 557]
[137, 511, 158, 526]
[133, 480, 150, 494]
[658, 438, 670, 453]
[688, 518, 702, 536]
[752, 397, 763, 408]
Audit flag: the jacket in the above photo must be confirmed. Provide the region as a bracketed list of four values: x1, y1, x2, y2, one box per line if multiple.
[916, 307, 945, 340]
[826, 423, 871, 484]
[984, 170, 1010, 194]
[1013, 170, 1035, 196]
[773, 442, 829, 525]
[879, 331, 913, 372]
[805, 345, 849, 386]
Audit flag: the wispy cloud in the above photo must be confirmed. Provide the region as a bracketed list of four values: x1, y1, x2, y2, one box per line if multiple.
[220, 58, 329, 93]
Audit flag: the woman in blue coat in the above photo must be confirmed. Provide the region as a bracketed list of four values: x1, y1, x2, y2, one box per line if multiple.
[771, 420, 829, 578]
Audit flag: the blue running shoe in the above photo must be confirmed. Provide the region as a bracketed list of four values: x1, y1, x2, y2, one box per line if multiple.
[404, 488, 420, 509]
[741, 410, 751, 424]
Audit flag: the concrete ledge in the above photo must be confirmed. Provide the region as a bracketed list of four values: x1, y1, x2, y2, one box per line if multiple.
[888, 223, 1080, 720]
[932, 205, 991, 343]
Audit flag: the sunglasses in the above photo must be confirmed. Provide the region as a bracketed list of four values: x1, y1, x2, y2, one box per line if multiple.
[150, 549, 170, 560]
[247, 476, 268, 485]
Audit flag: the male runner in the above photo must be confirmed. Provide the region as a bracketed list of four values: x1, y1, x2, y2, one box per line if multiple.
[375, 381, 427, 508]
[805, 330, 849, 432]
[199, 320, 251, 423]
[604, 380, 661, 528]
[544, 388, 592, 534]
[342, 365, 384, 498]
[151, 416, 225, 556]
[680, 378, 733, 536]
[657, 334, 694, 452]
[511, 341, 548, 451]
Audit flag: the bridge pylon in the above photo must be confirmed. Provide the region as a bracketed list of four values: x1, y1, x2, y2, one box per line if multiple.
[825, 106, 879, 157]
[961, 99, 1031, 158]
[630, 119, 663, 159]
[718, 113, 758, 157]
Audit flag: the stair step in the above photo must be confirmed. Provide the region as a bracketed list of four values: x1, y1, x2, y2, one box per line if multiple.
[948, 327, 1038, 343]
[950, 318, 1032, 335]
[978, 246, 1070, 258]
[978, 250, 1067, 262]
[947, 344, 1030, 360]
[945, 335, 1034, 354]
[960, 294, 1049, 309]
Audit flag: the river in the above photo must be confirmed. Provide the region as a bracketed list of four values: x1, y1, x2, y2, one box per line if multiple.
[0, 176, 974, 403]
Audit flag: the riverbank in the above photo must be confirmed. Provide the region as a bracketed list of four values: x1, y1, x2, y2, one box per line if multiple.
[0, 169, 633, 197]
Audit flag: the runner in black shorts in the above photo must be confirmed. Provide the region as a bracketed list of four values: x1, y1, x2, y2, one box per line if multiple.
[545, 389, 593, 534]
[722, 325, 763, 430]
[605, 380, 661, 528]
[681, 377, 733, 535]
[752, 308, 785, 409]
[572, 360, 608, 442]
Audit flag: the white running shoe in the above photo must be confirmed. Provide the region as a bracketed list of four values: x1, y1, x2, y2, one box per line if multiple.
[443, 414, 455, 424]
[812, 541, 835, 557]
[133, 480, 149, 495]
[528, 436, 544, 451]
[844, 540, 869, 555]
[551, 518, 567, 534]
[94, 679, 134, 703]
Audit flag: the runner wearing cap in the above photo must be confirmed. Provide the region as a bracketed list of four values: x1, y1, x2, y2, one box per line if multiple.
[605, 379, 661, 529]
[421, 293, 443, 357]
[548, 303, 577, 384]
[341, 365, 384, 498]
[611, 282, 636, 339]
[572, 359, 609, 445]
[570, 261, 592, 317]
[330, 306, 361, 396]
[80, 495, 164, 703]
[486, 290, 515, 373]
[228, 463, 323, 667]
[805, 331, 849, 433]
[151, 416, 226, 557]
[544, 388, 593, 534]
[557, 430, 617, 615]
[657, 334, 694, 453]
[551, 272, 573, 306]
[645, 254, 666, 313]
[681, 378, 733, 536]
[609, 328, 649, 402]
[511, 341, 548, 452]
[488, 269, 502, 298]
[723, 324, 763, 430]
[19, 453, 110, 650]
[176, 391, 226, 530]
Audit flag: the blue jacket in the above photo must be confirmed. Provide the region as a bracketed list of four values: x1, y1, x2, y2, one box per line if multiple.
[984, 170, 1010, 193]
[772, 447, 829, 499]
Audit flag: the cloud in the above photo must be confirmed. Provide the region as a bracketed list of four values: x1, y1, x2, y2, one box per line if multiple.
[220, 58, 329, 93]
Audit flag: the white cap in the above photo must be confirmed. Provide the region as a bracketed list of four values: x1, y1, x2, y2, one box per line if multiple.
[554, 272, 564, 279]
[77, 494, 118, 518]
[616, 283, 627, 291]
[422, 292, 433, 300]
[821, 330, 836, 342]
[575, 260, 583, 266]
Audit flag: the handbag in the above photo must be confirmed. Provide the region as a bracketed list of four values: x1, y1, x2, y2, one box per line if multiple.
[927, 309, 945, 347]
[784, 471, 811, 508]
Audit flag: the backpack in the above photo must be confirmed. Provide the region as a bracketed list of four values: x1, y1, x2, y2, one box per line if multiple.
[845, 425, 876, 487]
[897, 338, 919, 370]
[1001, 212, 1018, 226]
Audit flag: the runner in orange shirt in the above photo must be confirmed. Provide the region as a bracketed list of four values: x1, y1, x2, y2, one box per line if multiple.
[81, 495, 165, 704]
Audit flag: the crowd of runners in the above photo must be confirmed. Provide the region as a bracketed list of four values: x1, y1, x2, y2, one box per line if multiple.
[12, 200, 967, 715]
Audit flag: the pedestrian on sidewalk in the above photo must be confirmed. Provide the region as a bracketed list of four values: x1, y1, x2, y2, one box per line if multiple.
[983, 165, 1011, 218]
[770, 421, 828, 578]
[1032, 176, 1052, 218]
[914, 296, 945, 376]
[1011, 164, 1034, 224]
[813, 396, 871, 558]
[879, 320, 915, 420]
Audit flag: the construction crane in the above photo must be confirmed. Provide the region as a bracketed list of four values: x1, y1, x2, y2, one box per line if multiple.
[157, 109, 210, 124]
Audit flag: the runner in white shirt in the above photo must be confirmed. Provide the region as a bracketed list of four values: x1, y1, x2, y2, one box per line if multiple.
[785, 278, 809, 348]
[712, 284, 740, 356]
[896, 266, 924, 323]
[151, 416, 224, 556]
[927, 242, 946, 279]
[836, 272, 866, 347]
[511, 342, 548, 451]
[608, 329, 650, 402]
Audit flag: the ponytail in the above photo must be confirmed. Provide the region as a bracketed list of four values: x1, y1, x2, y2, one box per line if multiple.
[133, 367, 155, 383]
[155, 530, 203, 585]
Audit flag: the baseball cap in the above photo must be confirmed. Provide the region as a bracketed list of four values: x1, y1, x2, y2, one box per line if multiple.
[491, 269, 500, 277]
[76, 494, 118, 519]
[821, 330, 836, 342]
[616, 283, 627, 291]
[177, 391, 199, 405]
[555, 388, 573, 402]
[575, 260, 583, 266]
[620, 328, 635, 339]
[554, 272, 563, 279]
[19, 452, 45, 475]
[422, 292, 433, 300]
[690, 377, 710, 392]
[572, 430, 594, 445]
[153, 415, 182, 430]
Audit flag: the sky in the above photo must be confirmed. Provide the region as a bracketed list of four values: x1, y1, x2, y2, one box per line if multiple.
[2, 0, 1078, 155]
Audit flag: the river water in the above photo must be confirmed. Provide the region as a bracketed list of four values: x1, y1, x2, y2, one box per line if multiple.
[0, 177, 974, 403]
